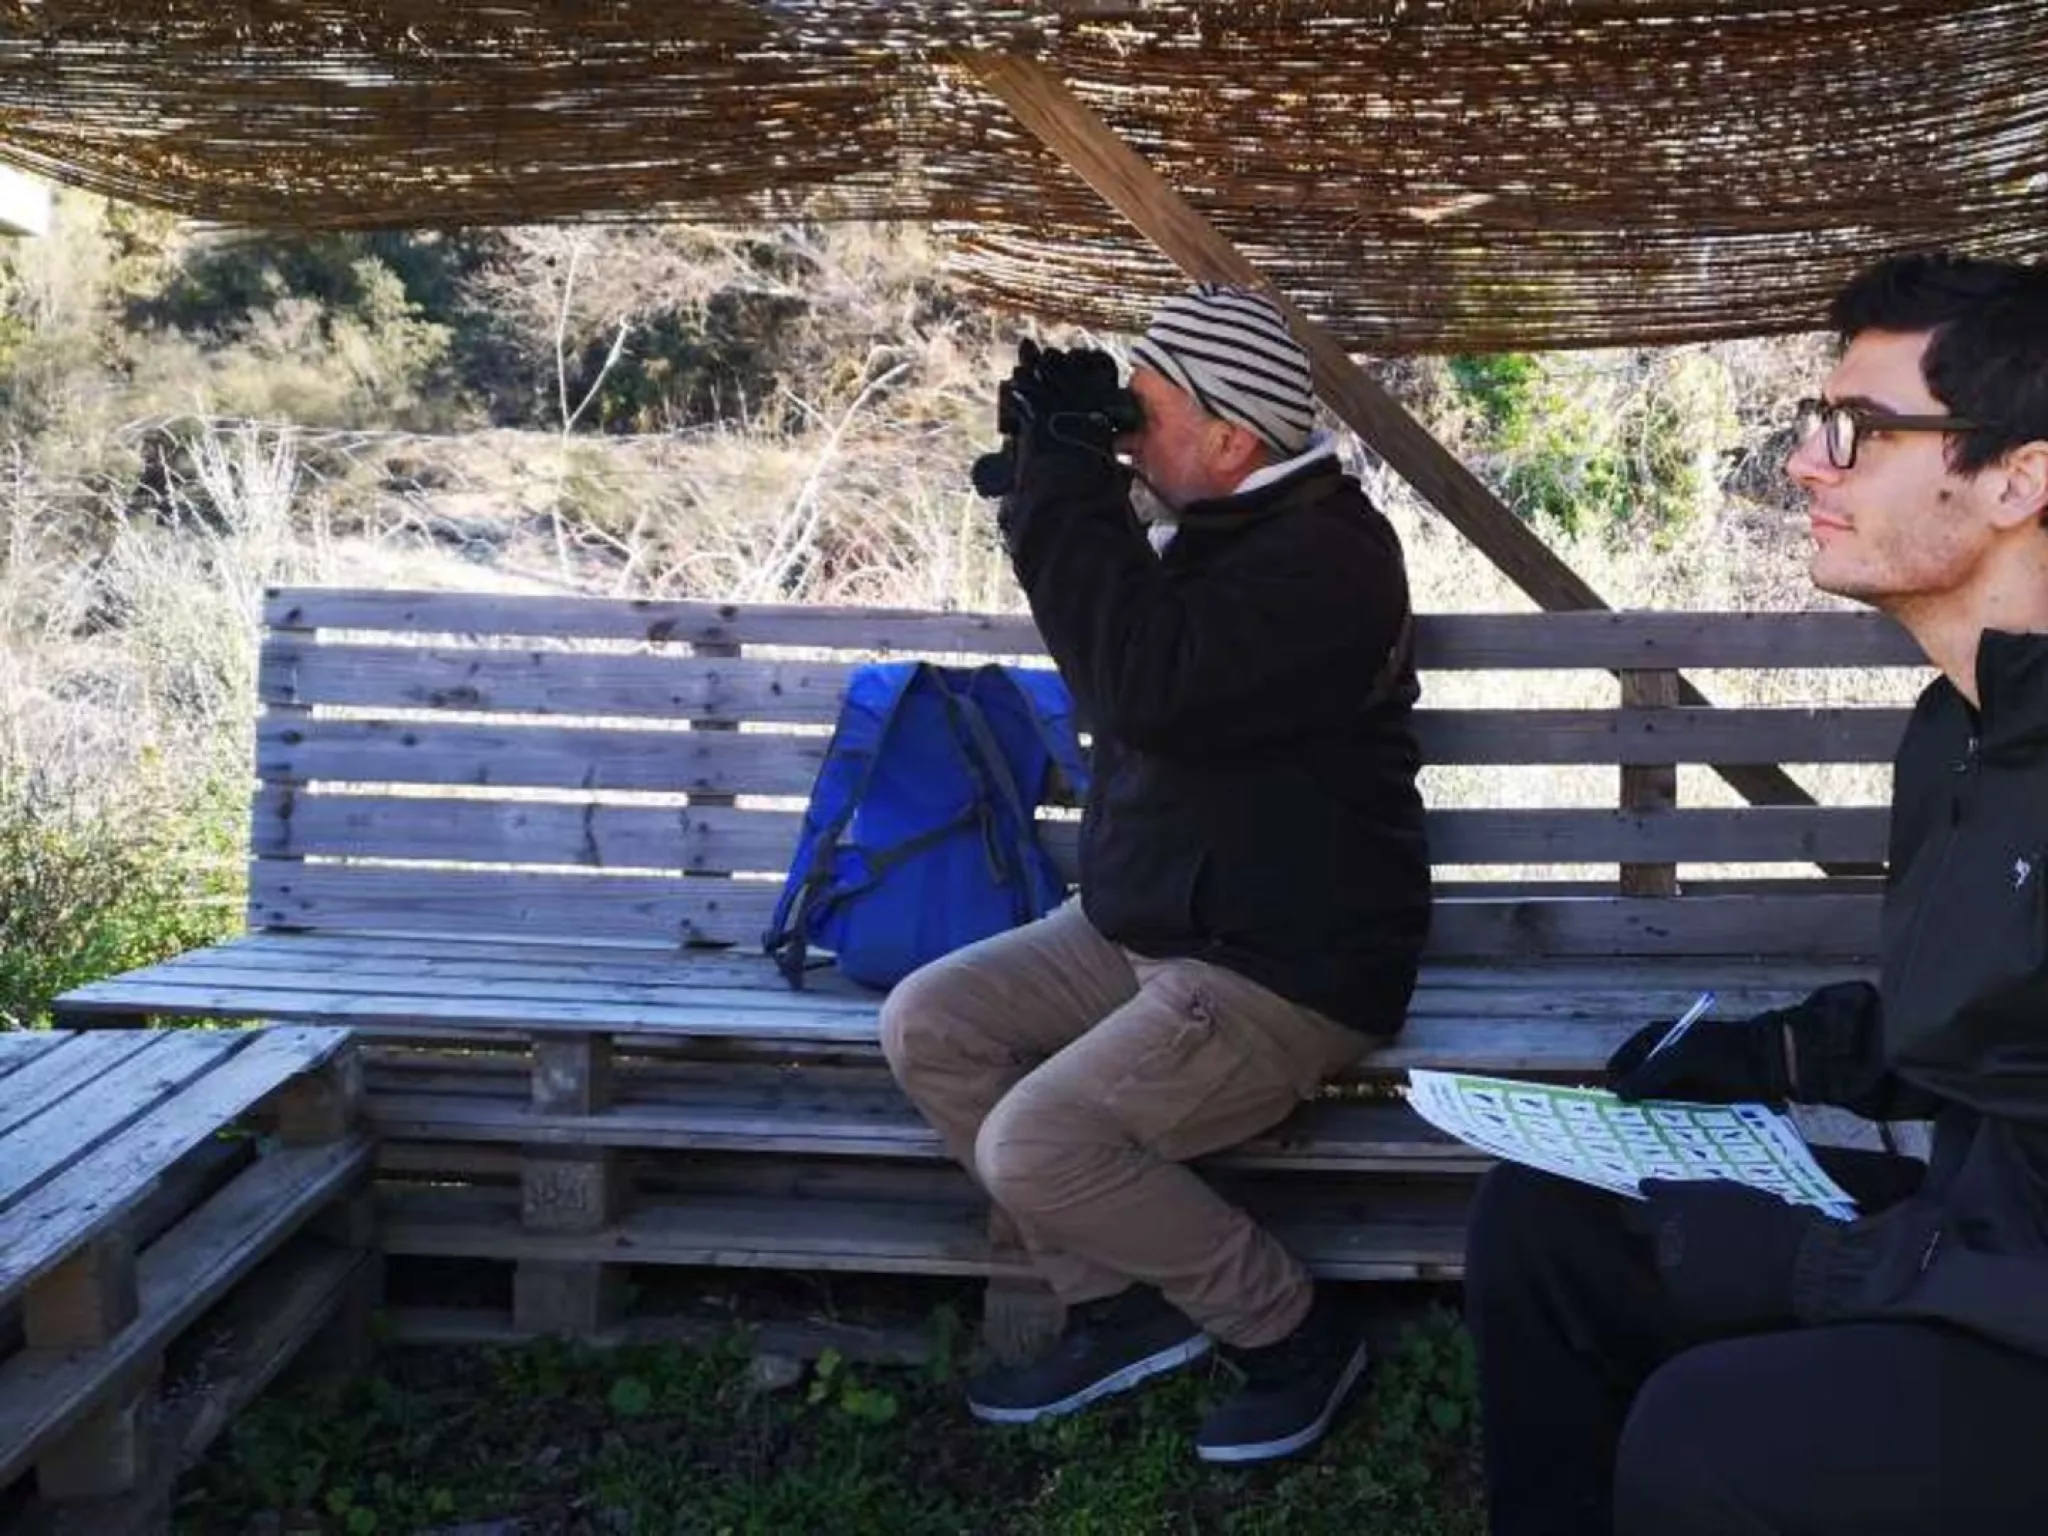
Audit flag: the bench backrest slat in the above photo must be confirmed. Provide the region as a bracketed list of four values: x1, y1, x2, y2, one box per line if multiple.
[264, 591, 1925, 670]
[255, 792, 1893, 874]
[246, 860, 1881, 959]
[256, 707, 1907, 788]
[249, 587, 1924, 962]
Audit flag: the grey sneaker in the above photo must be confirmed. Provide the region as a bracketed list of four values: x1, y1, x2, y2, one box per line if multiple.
[1195, 1287, 1368, 1463]
[967, 1285, 1210, 1424]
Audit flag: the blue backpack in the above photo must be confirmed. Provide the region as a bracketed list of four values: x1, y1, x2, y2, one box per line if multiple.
[763, 661, 1089, 990]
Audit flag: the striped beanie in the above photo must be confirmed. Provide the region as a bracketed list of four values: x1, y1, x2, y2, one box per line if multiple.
[1128, 284, 1315, 456]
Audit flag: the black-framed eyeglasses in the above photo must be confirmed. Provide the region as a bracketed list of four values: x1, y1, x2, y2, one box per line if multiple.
[1794, 397, 1979, 470]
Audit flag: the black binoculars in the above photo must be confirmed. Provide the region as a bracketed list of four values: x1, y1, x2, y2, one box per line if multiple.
[995, 377, 1146, 440]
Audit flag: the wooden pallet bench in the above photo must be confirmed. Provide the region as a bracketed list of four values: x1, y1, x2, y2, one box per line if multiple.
[0, 1026, 371, 1526]
[53, 586, 1922, 1343]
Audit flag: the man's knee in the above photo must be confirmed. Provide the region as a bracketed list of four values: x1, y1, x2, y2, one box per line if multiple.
[973, 1089, 1103, 1215]
[1613, 1348, 1767, 1536]
[878, 960, 968, 1082]
[1465, 1163, 1609, 1303]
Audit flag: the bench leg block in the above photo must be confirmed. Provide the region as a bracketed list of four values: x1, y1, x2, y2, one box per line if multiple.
[520, 1149, 624, 1233]
[26, 1232, 139, 1351]
[35, 1370, 156, 1503]
[980, 1207, 1063, 1364]
[981, 1274, 1065, 1365]
[514, 1262, 626, 1337]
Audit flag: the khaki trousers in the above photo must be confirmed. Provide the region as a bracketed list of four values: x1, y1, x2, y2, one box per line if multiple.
[879, 899, 1367, 1348]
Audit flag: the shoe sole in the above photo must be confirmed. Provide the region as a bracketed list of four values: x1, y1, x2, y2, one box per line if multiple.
[1194, 1340, 1370, 1465]
[967, 1334, 1212, 1425]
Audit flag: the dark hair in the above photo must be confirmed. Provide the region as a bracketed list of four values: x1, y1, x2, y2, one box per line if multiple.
[1828, 252, 2048, 475]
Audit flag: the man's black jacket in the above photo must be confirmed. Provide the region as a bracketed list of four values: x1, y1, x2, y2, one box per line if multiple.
[1003, 443, 1430, 1036]
[1790, 630, 2048, 1359]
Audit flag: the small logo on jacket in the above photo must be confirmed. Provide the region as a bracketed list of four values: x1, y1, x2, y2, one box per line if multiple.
[2016, 856, 2036, 891]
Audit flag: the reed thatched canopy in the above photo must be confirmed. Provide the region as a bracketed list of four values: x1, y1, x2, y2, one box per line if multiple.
[1, 2, 2043, 351]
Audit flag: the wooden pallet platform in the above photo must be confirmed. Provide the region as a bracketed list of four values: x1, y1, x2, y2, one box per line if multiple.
[0, 1027, 372, 1521]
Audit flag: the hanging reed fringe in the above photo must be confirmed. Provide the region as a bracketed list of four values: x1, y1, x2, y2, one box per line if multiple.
[0, 2, 2043, 351]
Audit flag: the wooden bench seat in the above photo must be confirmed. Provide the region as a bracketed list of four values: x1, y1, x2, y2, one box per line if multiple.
[60, 933, 1867, 1073]
[52, 586, 1922, 1344]
[0, 1026, 370, 1525]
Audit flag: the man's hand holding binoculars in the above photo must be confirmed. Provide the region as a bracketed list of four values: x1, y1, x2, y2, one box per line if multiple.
[971, 340, 1142, 502]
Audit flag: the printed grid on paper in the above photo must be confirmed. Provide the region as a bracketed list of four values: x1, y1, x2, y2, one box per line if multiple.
[1407, 1071, 1858, 1220]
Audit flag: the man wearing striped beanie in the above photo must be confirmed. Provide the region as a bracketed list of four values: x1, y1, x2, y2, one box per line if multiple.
[884, 283, 1430, 1464]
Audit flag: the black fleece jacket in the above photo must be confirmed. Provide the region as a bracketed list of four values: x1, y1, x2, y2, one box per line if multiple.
[1003, 442, 1430, 1035]
[1789, 630, 2048, 1360]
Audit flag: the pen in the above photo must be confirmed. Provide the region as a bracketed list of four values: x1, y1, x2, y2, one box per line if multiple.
[1643, 991, 1716, 1063]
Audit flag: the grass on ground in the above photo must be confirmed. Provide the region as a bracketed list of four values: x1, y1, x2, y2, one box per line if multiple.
[176, 1307, 1481, 1535]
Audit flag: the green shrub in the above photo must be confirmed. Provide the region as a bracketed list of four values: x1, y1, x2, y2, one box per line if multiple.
[0, 756, 243, 1029]
[1447, 348, 1736, 543]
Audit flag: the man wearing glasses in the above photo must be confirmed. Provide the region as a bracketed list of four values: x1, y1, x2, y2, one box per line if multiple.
[1464, 252, 2048, 1534]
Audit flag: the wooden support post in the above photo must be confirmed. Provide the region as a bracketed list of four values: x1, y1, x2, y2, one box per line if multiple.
[269, 1045, 363, 1146]
[298, 1190, 382, 1384]
[25, 1232, 137, 1351]
[979, 1207, 1064, 1365]
[32, 1368, 158, 1507]
[513, 1262, 626, 1340]
[26, 1231, 154, 1502]
[1619, 669, 1681, 896]
[514, 1034, 624, 1336]
[955, 51, 1878, 876]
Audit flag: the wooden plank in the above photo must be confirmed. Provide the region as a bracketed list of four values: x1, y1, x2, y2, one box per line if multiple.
[376, 1180, 1470, 1281]
[74, 960, 1820, 1037]
[259, 636, 1919, 726]
[264, 587, 1047, 657]
[0, 1033, 71, 1080]
[253, 711, 1903, 807]
[78, 958, 884, 1020]
[0, 1034, 164, 1141]
[1428, 892, 1880, 959]
[42, 986, 1771, 1074]
[234, 862, 1883, 956]
[256, 717, 830, 796]
[258, 643, 866, 726]
[254, 793, 1891, 871]
[156, 1242, 370, 1474]
[263, 589, 1922, 673]
[381, 1303, 936, 1365]
[368, 1084, 1483, 1172]
[1430, 807, 1890, 866]
[252, 791, 805, 871]
[1414, 610, 1922, 671]
[75, 931, 1861, 1013]
[243, 864, 778, 945]
[0, 1033, 247, 1216]
[197, 930, 1868, 995]
[0, 1134, 371, 1491]
[1414, 707, 1907, 766]
[0, 1028, 352, 1306]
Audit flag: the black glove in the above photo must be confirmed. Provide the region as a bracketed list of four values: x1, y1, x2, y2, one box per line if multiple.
[1014, 344, 1127, 460]
[970, 341, 1129, 501]
[1607, 1008, 1794, 1104]
[1633, 1179, 1822, 1335]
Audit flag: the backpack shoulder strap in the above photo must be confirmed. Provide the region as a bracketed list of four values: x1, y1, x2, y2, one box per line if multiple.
[994, 664, 1092, 801]
[941, 674, 1055, 924]
[763, 660, 929, 986]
